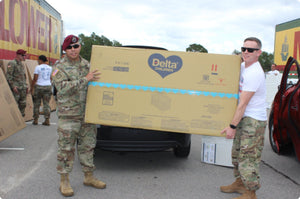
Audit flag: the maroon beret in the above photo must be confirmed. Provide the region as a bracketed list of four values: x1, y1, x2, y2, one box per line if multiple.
[62, 35, 79, 51]
[16, 49, 26, 55]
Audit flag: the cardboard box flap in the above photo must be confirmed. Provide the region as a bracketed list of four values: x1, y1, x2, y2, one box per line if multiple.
[23, 59, 38, 83]
[0, 69, 26, 142]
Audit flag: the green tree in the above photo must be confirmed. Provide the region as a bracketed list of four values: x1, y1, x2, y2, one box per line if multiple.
[232, 49, 241, 55]
[259, 51, 274, 72]
[186, 43, 208, 53]
[78, 32, 122, 61]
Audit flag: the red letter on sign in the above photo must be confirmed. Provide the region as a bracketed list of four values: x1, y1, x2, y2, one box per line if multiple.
[29, 5, 37, 48]
[9, 0, 17, 44]
[293, 31, 300, 61]
[17, 0, 28, 45]
[0, 0, 10, 41]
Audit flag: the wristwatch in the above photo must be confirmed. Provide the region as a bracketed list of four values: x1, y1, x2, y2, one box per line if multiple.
[230, 124, 237, 129]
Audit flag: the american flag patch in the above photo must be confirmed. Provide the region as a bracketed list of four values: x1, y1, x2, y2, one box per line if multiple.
[52, 69, 59, 76]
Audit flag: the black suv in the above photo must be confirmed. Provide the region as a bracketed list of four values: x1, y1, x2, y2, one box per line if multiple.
[96, 46, 191, 158]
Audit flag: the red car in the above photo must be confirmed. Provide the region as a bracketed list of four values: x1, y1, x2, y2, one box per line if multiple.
[268, 57, 300, 162]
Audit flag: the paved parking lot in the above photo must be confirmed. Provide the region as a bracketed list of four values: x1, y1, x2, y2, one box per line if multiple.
[0, 113, 299, 199]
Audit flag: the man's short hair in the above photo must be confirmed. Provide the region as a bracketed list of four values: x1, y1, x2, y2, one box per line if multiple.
[244, 37, 262, 49]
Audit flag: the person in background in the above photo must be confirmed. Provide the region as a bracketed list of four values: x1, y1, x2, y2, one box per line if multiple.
[51, 35, 104, 197]
[31, 55, 52, 126]
[267, 63, 280, 76]
[6, 49, 29, 117]
[220, 37, 267, 199]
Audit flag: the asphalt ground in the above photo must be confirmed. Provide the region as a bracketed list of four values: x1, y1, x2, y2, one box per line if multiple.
[0, 112, 299, 199]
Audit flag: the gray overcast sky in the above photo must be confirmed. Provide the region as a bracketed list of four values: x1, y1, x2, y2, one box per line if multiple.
[49, 0, 300, 54]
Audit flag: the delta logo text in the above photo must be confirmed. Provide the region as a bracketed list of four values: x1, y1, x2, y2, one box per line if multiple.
[148, 53, 183, 78]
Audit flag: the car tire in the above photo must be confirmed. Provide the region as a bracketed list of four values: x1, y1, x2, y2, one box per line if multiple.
[268, 109, 280, 154]
[173, 141, 191, 158]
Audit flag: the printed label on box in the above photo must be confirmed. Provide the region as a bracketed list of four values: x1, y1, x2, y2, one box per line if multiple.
[203, 142, 216, 164]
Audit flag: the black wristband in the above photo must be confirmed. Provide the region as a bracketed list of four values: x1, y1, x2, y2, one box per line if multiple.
[230, 124, 237, 129]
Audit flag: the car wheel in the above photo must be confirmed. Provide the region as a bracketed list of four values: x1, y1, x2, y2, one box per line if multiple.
[269, 109, 280, 153]
[174, 141, 191, 158]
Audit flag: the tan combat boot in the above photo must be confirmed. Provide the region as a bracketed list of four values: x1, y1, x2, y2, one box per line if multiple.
[32, 118, 38, 125]
[233, 190, 257, 199]
[220, 178, 247, 194]
[83, 172, 106, 189]
[42, 118, 50, 126]
[59, 174, 74, 197]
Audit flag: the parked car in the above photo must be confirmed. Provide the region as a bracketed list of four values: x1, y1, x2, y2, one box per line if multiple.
[268, 105, 300, 162]
[268, 57, 300, 162]
[96, 45, 191, 158]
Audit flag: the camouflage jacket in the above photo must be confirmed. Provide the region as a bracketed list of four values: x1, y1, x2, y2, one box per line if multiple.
[51, 56, 90, 117]
[6, 59, 28, 89]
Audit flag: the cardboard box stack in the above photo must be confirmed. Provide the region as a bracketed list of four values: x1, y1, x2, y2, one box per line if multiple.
[85, 46, 241, 137]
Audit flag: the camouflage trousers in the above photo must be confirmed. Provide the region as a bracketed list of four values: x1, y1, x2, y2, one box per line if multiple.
[33, 85, 52, 119]
[12, 88, 27, 117]
[232, 117, 267, 191]
[57, 116, 97, 174]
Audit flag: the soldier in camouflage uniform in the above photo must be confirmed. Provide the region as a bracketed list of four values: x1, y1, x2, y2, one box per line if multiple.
[31, 55, 52, 125]
[220, 37, 267, 199]
[6, 49, 28, 117]
[51, 35, 104, 197]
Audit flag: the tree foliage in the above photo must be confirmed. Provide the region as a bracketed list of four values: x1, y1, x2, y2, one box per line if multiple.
[186, 43, 208, 53]
[78, 32, 122, 61]
[259, 51, 274, 72]
[232, 49, 241, 56]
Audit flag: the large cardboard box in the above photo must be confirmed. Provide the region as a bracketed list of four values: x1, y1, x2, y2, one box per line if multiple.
[0, 59, 10, 74]
[24, 59, 38, 84]
[85, 46, 241, 136]
[23, 61, 34, 121]
[0, 69, 26, 142]
[201, 135, 233, 167]
[23, 93, 34, 121]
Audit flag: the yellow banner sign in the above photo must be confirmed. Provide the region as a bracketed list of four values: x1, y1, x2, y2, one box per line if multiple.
[274, 22, 300, 68]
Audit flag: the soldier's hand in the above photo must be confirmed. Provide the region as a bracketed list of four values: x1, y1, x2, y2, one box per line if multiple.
[221, 127, 236, 139]
[86, 70, 101, 81]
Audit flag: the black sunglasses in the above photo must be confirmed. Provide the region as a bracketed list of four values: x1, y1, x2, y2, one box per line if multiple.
[241, 47, 259, 53]
[66, 44, 80, 50]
